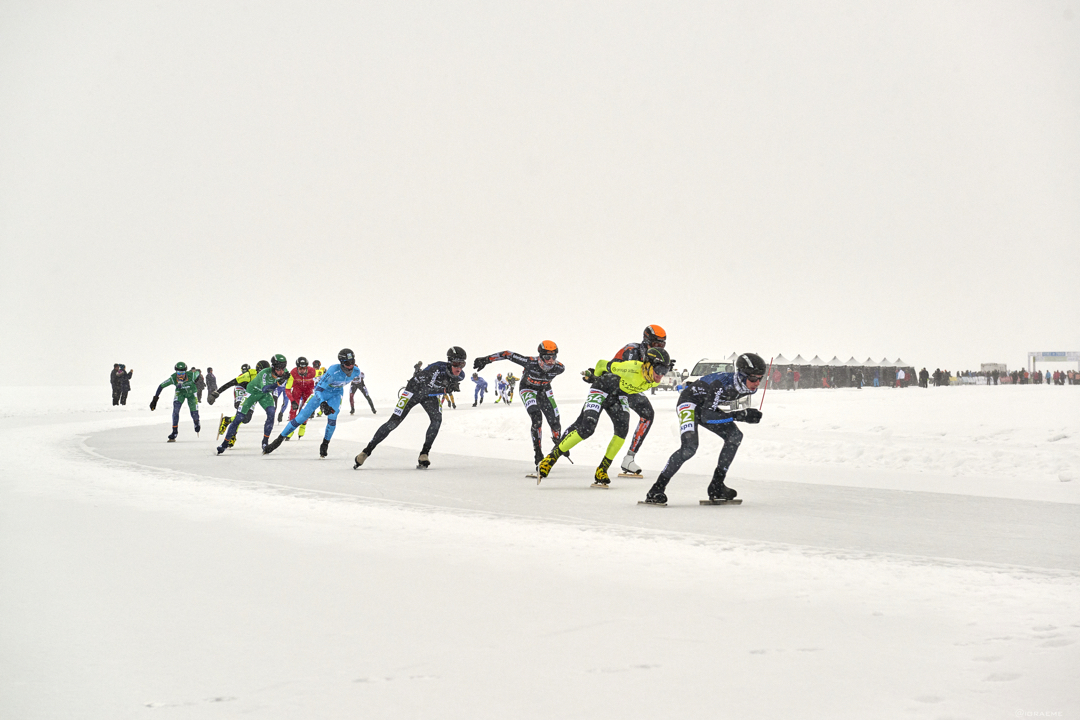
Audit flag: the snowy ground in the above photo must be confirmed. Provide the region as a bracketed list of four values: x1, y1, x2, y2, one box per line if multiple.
[1, 384, 1078, 719]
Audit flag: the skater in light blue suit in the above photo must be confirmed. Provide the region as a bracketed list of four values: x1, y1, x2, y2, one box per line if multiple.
[263, 348, 362, 458]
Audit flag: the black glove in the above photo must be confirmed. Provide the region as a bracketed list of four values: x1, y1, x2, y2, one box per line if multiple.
[149, 396, 159, 411]
[736, 408, 762, 424]
[473, 357, 490, 371]
[207, 390, 218, 405]
[448, 380, 461, 393]
[581, 369, 596, 384]
[319, 401, 336, 416]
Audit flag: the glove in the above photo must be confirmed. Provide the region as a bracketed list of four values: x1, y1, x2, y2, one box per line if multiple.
[319, 401, 336, 415]
[207, 390, 218, 405]
[149, 396, 159, 411]
[581, 369, 596, 384]
[473, 358, 490, 371]
[448, 380, 461, 393]
[736, 408, 762, 424]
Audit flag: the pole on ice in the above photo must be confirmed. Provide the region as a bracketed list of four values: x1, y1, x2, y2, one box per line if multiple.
[759, 357, 774, 410]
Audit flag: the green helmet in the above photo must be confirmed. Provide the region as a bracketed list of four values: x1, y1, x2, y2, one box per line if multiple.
[175, 361, 187, 373]
[271, 353, 288, 371]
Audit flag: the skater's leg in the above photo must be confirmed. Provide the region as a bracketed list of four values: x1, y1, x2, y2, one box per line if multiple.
[418, 396, 443, 454]
[322, 395, 343, 440]
[349, 386, 357, 413]
[363, 392, 418, 454]
[279, 393, 321, 438]
[626, 393, 654, 453]
[520, 390, 544, 461]
[363, 386, 376, 413]
[170, 399, 182, 438]
[703, 418, 743, 484]
[647, 403, 700, 500]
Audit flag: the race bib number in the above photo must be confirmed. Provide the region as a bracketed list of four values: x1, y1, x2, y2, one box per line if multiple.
[677, 402, 696, 434]
[584, 390, 607, 414]
[521, 389, 537, 409]
[394, 390, 414, 416]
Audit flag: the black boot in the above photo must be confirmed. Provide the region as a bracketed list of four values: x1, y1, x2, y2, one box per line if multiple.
[319, 439, 330, 458]
[263, 435, 285, 455]
[707, 470, 737, 501]
[644, 476, 670, 505]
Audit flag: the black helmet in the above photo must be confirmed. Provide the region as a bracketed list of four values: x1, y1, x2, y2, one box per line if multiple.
[241, 363, 251, 373]
[312, 360, 321, 369]
[255, 360, 270, 371]
[644, 347, 673, 376]
[736, 352, 767, 380]
[643, 324, 667, 348]
[338, 348, 356, 367]
[296, 357, 308, 368]
[447, 346, 467, 366]
[271, 353, 288, 370]
[174, 361, 187, 373]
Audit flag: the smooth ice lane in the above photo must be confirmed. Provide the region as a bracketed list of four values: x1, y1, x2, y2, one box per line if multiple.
[85, 423, 1080, 573]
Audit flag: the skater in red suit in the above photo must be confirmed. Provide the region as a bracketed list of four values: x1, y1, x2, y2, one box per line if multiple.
[286, 357, 319, 438]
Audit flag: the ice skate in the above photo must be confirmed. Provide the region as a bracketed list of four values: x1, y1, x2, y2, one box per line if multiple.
[591, 460, 611, 488]
[298, 424, 306, 438]
[353, 451, 369, 469]
[263, 435, 285, 455]
[619, 452, 642, 478]
[640, 490, 667, 506]
[417, 453, 430, 469]
[319, 439, 329, 458]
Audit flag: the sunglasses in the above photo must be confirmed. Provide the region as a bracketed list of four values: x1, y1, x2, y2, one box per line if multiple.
[745, 375, 763, 383]
[450, 359, 466, 368]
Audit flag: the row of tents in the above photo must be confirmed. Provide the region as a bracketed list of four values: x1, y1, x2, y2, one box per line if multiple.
[714, 353, 912, 368]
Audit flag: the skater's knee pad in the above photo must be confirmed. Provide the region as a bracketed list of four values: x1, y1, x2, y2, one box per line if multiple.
[327, 416, 337, 427]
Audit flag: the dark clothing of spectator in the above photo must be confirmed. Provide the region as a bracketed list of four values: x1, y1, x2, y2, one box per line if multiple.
[112, 366, 133, 405]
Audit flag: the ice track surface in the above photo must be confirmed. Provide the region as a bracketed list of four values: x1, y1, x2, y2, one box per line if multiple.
[2, 386, 1079, 719]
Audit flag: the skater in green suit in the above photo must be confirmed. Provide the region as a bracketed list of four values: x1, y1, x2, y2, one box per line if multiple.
[212, 354, 290, 453]
[151, 362, 202, 442]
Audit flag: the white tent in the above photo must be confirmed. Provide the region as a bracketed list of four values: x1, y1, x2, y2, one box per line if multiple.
[726, 352, 738, 362]
[844, 356, 862, 366]
[827, 356, 844, 366]
[808, 356, 825, 366]
[879, 357, 894, 367]
[774, 354, 791, 365]
[792, 354, 807, 365]
[893, 358, 908, 367]
[863, 357, 878, 367]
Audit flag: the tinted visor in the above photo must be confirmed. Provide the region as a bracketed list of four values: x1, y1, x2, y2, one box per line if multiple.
[538, 354, 557, 370]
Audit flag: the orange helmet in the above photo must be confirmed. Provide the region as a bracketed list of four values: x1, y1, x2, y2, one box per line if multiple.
[643, 325, 666, 347]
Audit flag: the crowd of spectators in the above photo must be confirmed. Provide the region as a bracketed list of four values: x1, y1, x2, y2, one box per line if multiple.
[758, 365, 1078, 390]
[927, 368, 1078, 386]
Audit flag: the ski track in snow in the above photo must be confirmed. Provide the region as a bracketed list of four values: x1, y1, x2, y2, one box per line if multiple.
[2, 386, 1079, 719]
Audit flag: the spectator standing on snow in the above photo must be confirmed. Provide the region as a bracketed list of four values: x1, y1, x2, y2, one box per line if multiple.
[112, 364, 133, 405]
[193, 368, 206, 403]
[206, 368, 218, 395]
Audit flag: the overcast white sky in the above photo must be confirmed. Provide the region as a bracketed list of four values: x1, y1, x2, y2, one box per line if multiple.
[1, 1, 1077, 388]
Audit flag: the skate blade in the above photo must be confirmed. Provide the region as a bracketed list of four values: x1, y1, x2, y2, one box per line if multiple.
[590, 482, 610, 489]
[637, 501, 667, 507]
[526, 473, 538, 479]
[417, 464, 429, 470]
[699, 498, 743, 505]
[617, 472, 642, 478]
